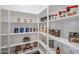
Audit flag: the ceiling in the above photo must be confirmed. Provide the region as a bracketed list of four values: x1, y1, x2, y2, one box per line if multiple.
[0, 5, 48, 14]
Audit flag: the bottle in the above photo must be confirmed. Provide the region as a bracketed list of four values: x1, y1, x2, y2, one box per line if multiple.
[45, 26, 47, 33]
[49, 15, 51, 20]
[51, 29, 55, 35]
[56, 47, 60, 54]
[25, 28, 29, 32]
[41, 26, 44, 32]
[20, 27, 24, 33]
[17, 18, 20, 22]
[40, 18, 44, 22]
[44, 16, 47, 21]
[14, 27, 19, 33]
[30, 28, 32, 32]
[33, 28, 36, 32]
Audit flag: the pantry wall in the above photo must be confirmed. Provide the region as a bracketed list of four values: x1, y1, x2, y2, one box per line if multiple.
[0, 5, 79, 54]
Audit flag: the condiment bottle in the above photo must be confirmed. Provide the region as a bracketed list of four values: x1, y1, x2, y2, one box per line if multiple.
[56, 47, 60, 54]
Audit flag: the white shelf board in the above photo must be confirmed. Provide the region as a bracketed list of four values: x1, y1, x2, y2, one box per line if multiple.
[1, 40, 38, 49]
[38, 49, 45, 54]
[0, 21, 9, 23]
[1, 46, 8, 49]
[39, 32, 47, 36]
[10, 22, 38, 24]
[49, 14, 79, 22]
[1, 46, 9, 49]
[21, 48, 38, 54]
[10, 32, 38, 35]
[10, 40, 38, 47]
[48, 48, 56, 54]
[0, 34, 8, 36]
[1, 21, 38, 24]
[39, 21, 47, 24]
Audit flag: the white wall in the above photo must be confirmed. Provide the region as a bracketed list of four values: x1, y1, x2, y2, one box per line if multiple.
[0, 5, 48, 14]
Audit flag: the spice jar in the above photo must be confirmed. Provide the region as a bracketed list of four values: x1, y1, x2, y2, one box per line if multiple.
[49, 15, 51, 20]
[15, 45, 22, 54]
[40, 26, 43, 32]
[29, 45, 33, 50]
[75, 35, 79, 44]
[25, 44, 31, 49]
[52, 14, 58, 19]
[30, 28, 32, 32]
[40, 18, 44, 22]
[58, 11, 67, 18]
[54, 30, 60, 37]
[44, 26, 47, 33]
[41, 26, 44, 32]
[51, 29, 55, 35]
[43, 16, 47, 21]
[23, 36, 30, 42]
[23, 44, 27, 50]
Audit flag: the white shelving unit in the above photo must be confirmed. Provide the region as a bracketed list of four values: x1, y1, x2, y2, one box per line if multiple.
[0, 9, 1, 53]
[39, 5, 79, 54]
[0, 9, 40, 54]
[0, 5, 79, 54]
